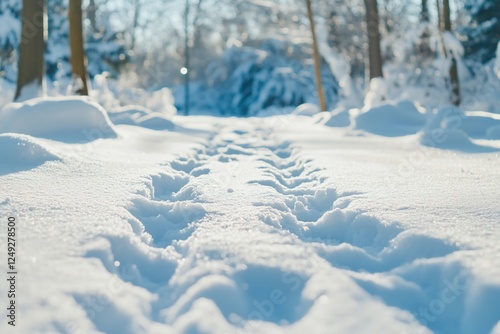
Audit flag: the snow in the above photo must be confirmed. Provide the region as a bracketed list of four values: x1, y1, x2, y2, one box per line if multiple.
[91, 75, 178, 117]
[0, 96, 499, 334]
[321, 108, 351, 128]
[442, 31, 465, 59]
[364, 77, 389, 108]
[421, 107, 500, 151]
[0, 133, 60, 175]
[109, 106, 176, 131]
[316, 23, 360, 106]
[14, 81, 45, 103]
[355, 100, 427, 137]
[0, 96, 117, 143]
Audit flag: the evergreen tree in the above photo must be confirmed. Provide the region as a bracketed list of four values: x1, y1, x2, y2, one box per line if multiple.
[462, 0, 500, 63]
[45, 0, 129, 80]
[84, 3, 129, 78]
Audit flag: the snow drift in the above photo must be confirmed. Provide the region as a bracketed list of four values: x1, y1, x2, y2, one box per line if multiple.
[108, 105, 175, 131]
[354, 100, 427, 137]
[0, 96, 117, 143]
[0, 133, 60, 174]
[420, 107, 500, 152]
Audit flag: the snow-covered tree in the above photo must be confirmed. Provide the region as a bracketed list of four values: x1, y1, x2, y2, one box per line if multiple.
[178, 38, 339, 116]
[462, 0, 500, 63]
[45, 0, 128, 81]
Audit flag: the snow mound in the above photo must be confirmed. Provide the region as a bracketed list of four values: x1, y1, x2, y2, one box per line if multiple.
[0, 97, 117, 143]
[107, 105, 151, 126]
[292, 103, 320, 116]
[108, 105, 175, 130]
[322, 108, 351, 127]
[135, 113, 175, 130]
[355, 100, 426, 136]
[0, 133, 60, 174]
[421, 107, 500, 152]
[459, 111, 500, 139]
[420, 128, 498, 152]
[426, 108, 500, 138]
[486, 125, 500, 140]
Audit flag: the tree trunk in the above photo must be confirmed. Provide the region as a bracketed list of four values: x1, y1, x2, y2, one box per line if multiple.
[305, 0, 326, 112]
[15, 0, 46, 101]
[436, 0, 443, 32]
[183, 0, 190, 115]
[69, 0, 89, 95]
[436, 0, 447, 57]
[443, 0, 461, 106]
[364, 0, 384, 79]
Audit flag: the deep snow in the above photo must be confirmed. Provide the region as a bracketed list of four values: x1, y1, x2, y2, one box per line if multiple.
[0, 97, 499, 334]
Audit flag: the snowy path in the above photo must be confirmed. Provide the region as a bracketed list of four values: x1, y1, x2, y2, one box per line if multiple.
[78, 120, 492, 334]
[1, 116, 499, 334]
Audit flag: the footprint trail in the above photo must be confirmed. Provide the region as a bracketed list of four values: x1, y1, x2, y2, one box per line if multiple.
[82, 120, 476, 334]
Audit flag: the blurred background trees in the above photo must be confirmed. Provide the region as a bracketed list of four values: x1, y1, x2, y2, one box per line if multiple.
[461, 0, 500, 63]
[1, 0, 499, 112]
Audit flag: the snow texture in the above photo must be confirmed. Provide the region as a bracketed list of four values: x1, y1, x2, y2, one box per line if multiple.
[0, 133, 60, 175]
[0, 97, 499, 334]
[355, 100, 427, 137]
[0, 96, 117, 143]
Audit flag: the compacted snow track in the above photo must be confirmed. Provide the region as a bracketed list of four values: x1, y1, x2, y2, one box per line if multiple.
[77, 120, 493, 334]
[1, 113, 498, 334]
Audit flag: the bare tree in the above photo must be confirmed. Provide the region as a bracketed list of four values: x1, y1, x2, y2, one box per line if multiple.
[306, 0, 326, 111]
[130, 0, 141, 50]
[364, 0, 384, 79]
[418, 0, 433, 58]
[443, 0, 460, 105]
[183, 0, 191, 115]
[68, 0, 89, 95]
[15, 0, 46, 101]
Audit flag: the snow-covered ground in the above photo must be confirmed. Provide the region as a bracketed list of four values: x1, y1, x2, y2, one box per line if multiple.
[0, 97, 499, 334]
